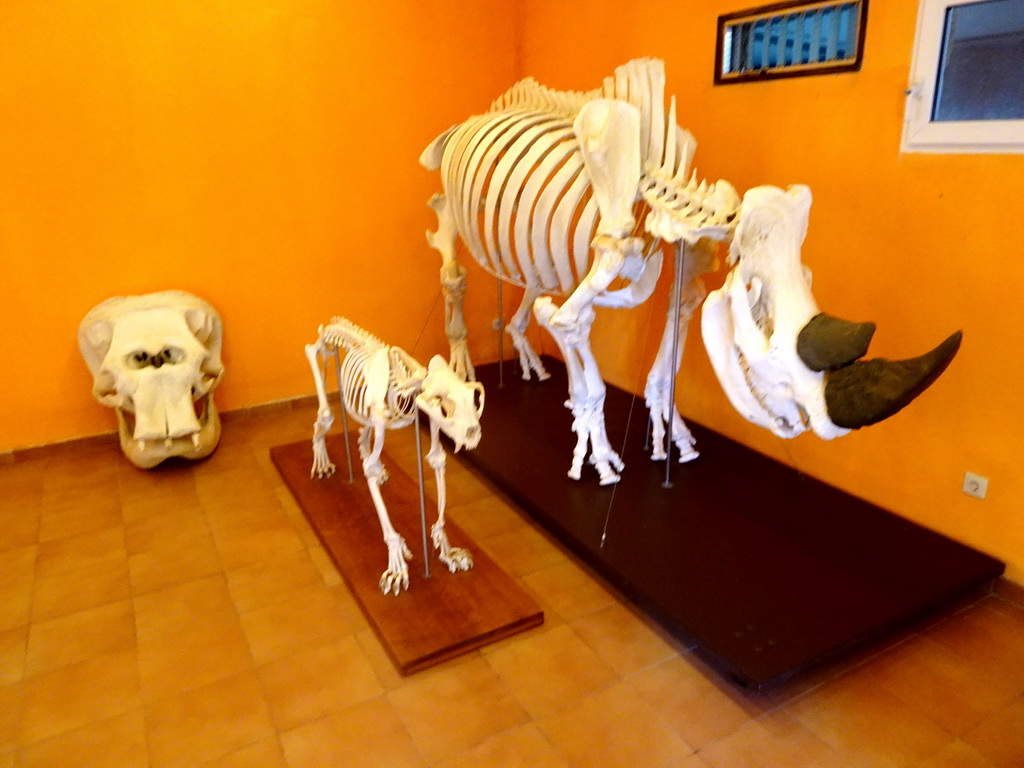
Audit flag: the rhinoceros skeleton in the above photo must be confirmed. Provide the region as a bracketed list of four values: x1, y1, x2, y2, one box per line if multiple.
[305, 318, 484, 595]
[421, 58, 961, 485]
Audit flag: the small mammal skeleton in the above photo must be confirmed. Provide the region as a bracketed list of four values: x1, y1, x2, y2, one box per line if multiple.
[305, 318, 484, 595]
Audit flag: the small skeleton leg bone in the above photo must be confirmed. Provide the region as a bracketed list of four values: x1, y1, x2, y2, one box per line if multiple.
[425, 420, 473, 573]
[362, 415, 412, 596]
[304, 338, 337, 479]
[427, 193, 475, 381]
[506, 287, 550, 381]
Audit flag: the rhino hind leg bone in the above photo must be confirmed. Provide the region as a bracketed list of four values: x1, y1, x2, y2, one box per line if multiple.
[506, 287, 550, 382]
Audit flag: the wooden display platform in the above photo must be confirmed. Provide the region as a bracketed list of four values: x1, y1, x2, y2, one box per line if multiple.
[270, 436, 544, 675]
[462, 357, 1004, 690]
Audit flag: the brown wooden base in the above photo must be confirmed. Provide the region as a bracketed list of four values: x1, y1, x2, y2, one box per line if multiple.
[270, 435, 544, 675]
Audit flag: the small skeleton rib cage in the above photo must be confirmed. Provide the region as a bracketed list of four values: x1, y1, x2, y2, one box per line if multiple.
[78, 290, 224, 469]
[305, 317, 484, 596]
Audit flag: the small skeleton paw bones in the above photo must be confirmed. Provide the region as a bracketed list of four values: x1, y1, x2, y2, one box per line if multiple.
[379, 533, 413, 596]
[432, 522, 473, 573]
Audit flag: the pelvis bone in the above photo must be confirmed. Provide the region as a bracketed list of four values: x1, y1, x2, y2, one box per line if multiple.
[701, 185, 961, 440]
[78, 290, 224, 468]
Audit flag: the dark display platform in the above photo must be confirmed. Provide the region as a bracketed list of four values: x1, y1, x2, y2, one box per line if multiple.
[462, 357, 1003, 690]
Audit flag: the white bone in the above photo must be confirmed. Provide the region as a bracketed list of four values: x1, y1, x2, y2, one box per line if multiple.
[306, 318, 482, 595]
[421, 58, 739, 480]
[78, 290, 224, 469]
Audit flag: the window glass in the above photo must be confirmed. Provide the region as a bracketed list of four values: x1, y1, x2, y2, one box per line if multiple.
[932, 0, 1024, 121]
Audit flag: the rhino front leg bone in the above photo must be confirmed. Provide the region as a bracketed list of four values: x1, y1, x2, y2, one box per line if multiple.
[425, 422, 472, 573]
[644, 245, 709, 462]
[427, 193, 474, 381]
[506, 287, 550, 381]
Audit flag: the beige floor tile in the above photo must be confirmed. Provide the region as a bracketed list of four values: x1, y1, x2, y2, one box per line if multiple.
[225, 547, 325, 614]
[238, 583, 359, 664]
[138, 617, 254, 702]
[124, 506, 208, 556]
[117, 465, 196, 508]
[697, 710, 858, 768]
[0, 627, 27, 685]
[0, 546, 36, 588]
[446, 495, 528, 542]
[127, 529, 221, 594]
[483, 623, 617, 719]
[478, 525, 568, 578]
[0, 682, 21, 750]
[200, 735, 288, 768]
[537, 681, 695, 768]
[258, 636, 383, 731]
[119, 486, 203, 523]
[31, 559, 131, 622]
[521, 560, 615, 622]
[0, 506, 40, 551]
[432, 723, 571, 768]
[133, 573, 239, 640]
[24, 600, 135, 676]
[37, 494, 121, 543]
[355, 628, 406, 691]
[917, 739, 1001, 768]
[19, 649, 140, 745]
[35, 528, 125, 581]
[388, 654, 529, 763]
[570, 602, 678, 677]
[144, 671, 275, 768]
[279, 696, 423, 768]
[786, 672, 957, 768]
[0, 581, 32, 633]
[17, 708, 147, 768]
[626, 655, 762, 750]
[211, 515, 305, 571]
[963, 696, 1024, 768]
[927, 597, 1024, 692]
[866, 634, 1021, 735]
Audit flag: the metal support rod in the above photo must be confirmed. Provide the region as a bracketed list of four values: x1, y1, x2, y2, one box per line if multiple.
[333, 351, 355, 484]
[413, 408, 431, 579]
[496, 277, 505, 388]
[663, 241, 686, 489]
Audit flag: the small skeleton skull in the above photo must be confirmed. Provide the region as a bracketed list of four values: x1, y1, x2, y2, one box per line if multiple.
[78, 290, 224, 469]
[415, 355, 484, 452]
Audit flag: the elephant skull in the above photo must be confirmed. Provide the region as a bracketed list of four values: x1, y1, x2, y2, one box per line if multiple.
[78, 290, 224, 468]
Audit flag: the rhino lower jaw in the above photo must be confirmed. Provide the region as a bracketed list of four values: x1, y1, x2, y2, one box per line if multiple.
[824, 331, 962, 430]
[115, 394, 221, 469]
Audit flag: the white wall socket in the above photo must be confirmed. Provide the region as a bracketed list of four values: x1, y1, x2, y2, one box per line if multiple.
[963, 471, 988, 500]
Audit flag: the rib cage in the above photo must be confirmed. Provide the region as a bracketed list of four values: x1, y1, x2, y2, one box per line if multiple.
[318, 317, 418, 430]
[431, 59, 735, 297]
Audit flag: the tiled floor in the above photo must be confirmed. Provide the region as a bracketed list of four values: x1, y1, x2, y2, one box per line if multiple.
[2, 400, 1023, 768]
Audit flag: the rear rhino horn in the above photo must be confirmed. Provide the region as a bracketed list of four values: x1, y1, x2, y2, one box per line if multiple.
[823, 330, 962, 429]
[797, 313, 876, 372]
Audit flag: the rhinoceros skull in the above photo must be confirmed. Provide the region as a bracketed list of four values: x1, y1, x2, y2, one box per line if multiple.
[702, 185, 961, 440]
[415, 355, 484, 452]
[78, 290, 224, 468]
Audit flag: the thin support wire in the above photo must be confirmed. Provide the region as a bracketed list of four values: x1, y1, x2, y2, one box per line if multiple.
[663, 241, 686, 489]
[413, 407, 431, 579]
[331, 349, 355, 484]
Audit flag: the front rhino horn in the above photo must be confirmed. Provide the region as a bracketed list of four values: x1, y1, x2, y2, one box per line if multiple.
[824, 331, 963, 429]
[797, 313, 876, 372]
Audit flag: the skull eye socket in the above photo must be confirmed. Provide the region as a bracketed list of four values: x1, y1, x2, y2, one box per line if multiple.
[128, 351, 150, 369]
[439, 396, 456, 420]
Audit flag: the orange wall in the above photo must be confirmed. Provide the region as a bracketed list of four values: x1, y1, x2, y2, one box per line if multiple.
[521, 1, 1024, 583]
[0, 0, 518, 451]
[4, 1, 1022, 584]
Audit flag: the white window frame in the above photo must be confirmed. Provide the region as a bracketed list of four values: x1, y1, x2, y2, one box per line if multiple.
[902, 0, 1024, 154]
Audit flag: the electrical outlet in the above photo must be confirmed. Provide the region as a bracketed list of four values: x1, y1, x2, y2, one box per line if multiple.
[963, 471, 988, 500]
